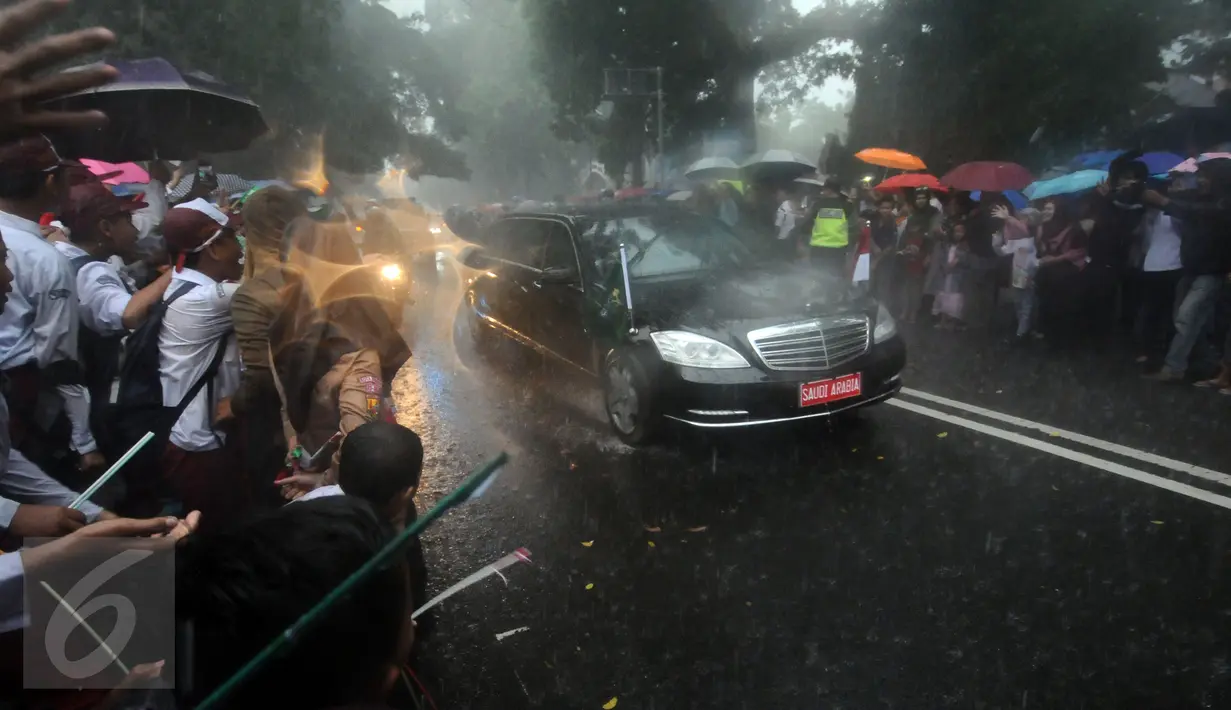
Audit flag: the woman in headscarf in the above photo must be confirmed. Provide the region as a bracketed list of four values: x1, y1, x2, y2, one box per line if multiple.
[1032, 198, 1088, 343]
[270, 220, 412, 498]
[228, 187, 308, 508]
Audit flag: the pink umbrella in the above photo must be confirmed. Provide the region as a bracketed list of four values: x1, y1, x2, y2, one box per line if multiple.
[1167, 153, 1231, 173]
[80, 159, 150, 185]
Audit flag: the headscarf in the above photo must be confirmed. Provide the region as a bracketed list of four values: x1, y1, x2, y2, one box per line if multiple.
[240, 186, 307, 280]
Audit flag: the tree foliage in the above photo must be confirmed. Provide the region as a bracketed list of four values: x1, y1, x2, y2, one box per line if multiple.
[524, 0, 1211, 181]
[46, 0, 468, 179]
[425, 0, 580, 200]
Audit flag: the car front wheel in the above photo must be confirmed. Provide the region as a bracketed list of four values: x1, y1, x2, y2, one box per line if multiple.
[604, 351, 660, 446]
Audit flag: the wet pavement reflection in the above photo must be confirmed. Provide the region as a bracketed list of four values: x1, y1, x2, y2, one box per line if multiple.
[396, 257, 1231, 709]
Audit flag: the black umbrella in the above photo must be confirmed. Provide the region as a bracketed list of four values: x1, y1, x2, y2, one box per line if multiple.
[43, 58, 268, 162]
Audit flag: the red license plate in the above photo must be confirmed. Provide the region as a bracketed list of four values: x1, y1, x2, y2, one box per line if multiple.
[799, 373, 863, 408]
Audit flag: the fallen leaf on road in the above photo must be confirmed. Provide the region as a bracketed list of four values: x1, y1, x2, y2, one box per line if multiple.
[647, 540, 656, 548]
[581, 540, 594, 547]
[1049, 432, 1060, 437]
[603, 698, 618, 709]
[851, 448, 858, 453]
[1151, 520, 1165, 525]
[585, 583, 594, 590]
[686, 526, 708, 533]
[644, 526, 661, 533]
[877, 456, 884, 461]
[995, 390, 1003, 394]
[937, 432, 948, 439]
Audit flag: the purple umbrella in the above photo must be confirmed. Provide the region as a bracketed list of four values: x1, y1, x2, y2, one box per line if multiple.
[43, 58, 268, 162]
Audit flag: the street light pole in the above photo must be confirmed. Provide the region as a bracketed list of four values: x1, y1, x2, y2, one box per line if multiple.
[656, 66, 664, 187]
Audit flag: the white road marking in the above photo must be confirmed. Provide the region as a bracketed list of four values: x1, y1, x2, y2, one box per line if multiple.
[887, 398, 1231, 511]
[899, 387, 1231, 487]
[495, 625, 530, 641]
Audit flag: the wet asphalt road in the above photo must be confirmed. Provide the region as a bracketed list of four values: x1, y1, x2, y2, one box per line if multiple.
[397, 263, 1231, 709]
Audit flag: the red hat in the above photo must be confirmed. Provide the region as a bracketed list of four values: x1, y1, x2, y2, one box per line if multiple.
[0, 135, 74, 175]
[163, 198, 242, 269]
[60, 182, 148, 237]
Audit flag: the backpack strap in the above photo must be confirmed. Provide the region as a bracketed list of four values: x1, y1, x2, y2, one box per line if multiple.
[162, 281, 231, 429]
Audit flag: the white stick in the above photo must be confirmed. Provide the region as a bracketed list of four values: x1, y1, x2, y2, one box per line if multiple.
[71, 432, 155, 510]
[411, 548, 530, 619]
[40, 581, 130, 676]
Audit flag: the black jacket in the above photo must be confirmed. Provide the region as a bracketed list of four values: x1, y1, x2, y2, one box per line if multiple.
[1163, 194, 1231, 275]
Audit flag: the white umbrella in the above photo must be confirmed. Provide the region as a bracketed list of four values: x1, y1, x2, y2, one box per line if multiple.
[794, 177, 825, 188]
[666, 190, 693, 201]
[685, 156, 741, 181]
[742, 150, 817, 179]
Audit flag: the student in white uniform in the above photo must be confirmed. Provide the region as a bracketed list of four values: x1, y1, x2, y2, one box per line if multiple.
[0, 136, 102, 486]
[158, 198, 247, 531]
[55, 181, 173, 459]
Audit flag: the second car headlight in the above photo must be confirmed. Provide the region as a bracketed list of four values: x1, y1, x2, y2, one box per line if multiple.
[874, 303, 897, 343]
[650, 330, 750, 369]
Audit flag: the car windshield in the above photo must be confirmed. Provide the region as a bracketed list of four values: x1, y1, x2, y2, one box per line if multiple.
[581, 212, 754, 280]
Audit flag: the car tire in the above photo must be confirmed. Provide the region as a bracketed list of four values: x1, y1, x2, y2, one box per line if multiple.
[603, 350, 660, 446]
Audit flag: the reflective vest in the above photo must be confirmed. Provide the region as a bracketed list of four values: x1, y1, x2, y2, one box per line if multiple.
[716, 179, 744, 195]
[810, 198, 849, 248]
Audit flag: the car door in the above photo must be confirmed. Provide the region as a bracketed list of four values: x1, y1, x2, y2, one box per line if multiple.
[525, 219, 592, 369]
[468, 218, 540, 341]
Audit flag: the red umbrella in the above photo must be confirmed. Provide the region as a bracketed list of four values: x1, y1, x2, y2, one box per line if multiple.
[940, 162, 1034, 192]
[874, 173, 948, 193]
[615, 186, 650, 199]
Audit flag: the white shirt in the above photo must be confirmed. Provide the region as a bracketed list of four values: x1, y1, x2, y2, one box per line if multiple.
[775, 201, 799, 240]
[294, 484, 345, 503]
[1143, 210, 1183, 273]
[52, 242, 135, 336]
[159, 269, 239, 452]
[0, 211, 96, 454]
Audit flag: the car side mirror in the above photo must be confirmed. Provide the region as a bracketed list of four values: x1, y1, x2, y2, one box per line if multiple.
[537, 265, 579, 285]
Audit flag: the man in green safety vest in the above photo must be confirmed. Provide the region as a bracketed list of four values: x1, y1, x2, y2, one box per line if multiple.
[796, 177, 854, 278]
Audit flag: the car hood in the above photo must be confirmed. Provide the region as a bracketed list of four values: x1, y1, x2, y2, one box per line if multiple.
[632, 263, 866, 331]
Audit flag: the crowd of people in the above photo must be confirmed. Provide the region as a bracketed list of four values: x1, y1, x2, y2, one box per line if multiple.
[702, 161, 1231, 390]
[0, 2, 443, 707]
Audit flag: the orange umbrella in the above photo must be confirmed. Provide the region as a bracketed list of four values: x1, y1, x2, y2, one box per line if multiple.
[874, 173, 947, 193]
[855, 148, 927, 171]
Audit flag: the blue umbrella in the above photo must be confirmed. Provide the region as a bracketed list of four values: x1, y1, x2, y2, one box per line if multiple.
[971, 190, 1028, 210]
[1069, 150, 1125, 170]
[1024, 170, 1108, 200]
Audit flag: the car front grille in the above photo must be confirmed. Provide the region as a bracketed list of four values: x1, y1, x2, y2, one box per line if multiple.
[747, 316, 870, 371]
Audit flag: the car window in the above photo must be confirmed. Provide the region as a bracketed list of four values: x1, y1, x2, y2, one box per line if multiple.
[540, 222, 578, 272]
[486, 219, 546, 268]
[580, 212, 752, 280]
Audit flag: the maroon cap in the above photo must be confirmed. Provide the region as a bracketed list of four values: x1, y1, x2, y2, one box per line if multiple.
[163, 198, 242, 255]
[0, 135, 72, 175]
[60, 182, 148, 236]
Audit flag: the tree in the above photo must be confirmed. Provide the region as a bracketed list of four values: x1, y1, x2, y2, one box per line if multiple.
[523, 0, 860, 183]
[45, 0, 469, 179]
[425, 0, 581, 200]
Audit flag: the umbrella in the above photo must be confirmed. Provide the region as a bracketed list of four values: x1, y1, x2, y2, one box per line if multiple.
[1068, 150, 1126, 170]
[940, 162, 1034, 192]
[684, 157, 741, 182]
[1023, 170, 1107, 200]
[874, 173, 946, 193]
[855, 148, 927, 171]
[794, 177, 825, 188]
[80, 159, 148, 185]
[615, 187, 650, 200]
[971, 190, 1027, 210]
[1073, 151, 1185, 175]
[1168, 153, 1231, 173]
[666, 190, 692, 202]
[741, 150, 816, 180]
[44, 58, 268, 162]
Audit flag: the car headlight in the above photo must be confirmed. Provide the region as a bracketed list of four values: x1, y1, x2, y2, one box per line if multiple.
[874, 303, 897, 343]
[650, 330, 750, 369]
[429, 226, 442, 234]
[380, 263, 405, 283]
